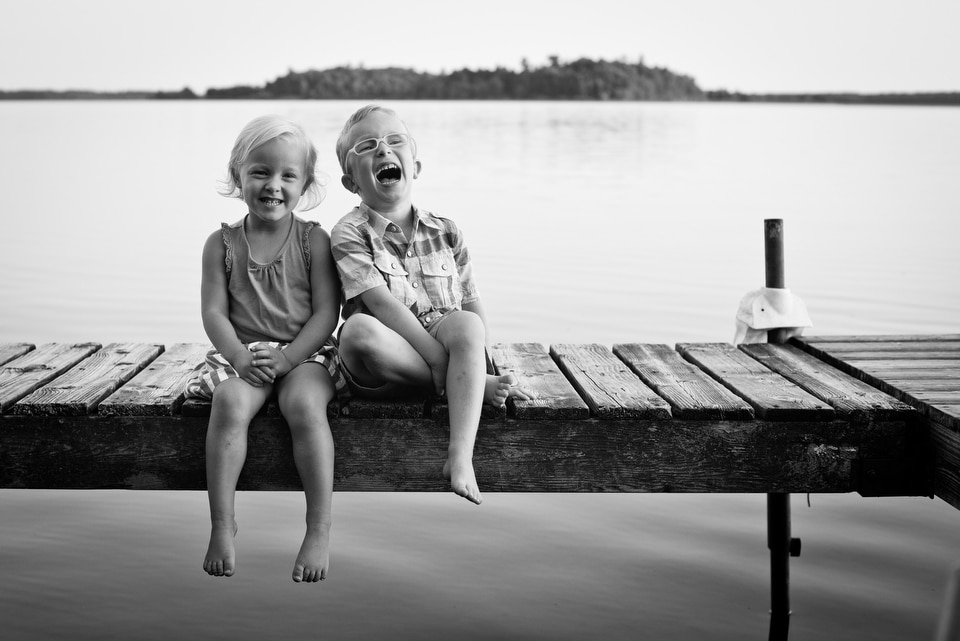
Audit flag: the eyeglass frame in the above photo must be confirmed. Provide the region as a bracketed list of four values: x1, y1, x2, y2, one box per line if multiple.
[346, 132, 414, 157]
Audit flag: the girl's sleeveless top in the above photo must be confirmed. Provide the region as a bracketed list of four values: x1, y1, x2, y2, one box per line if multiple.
[222, 215, 317, 344]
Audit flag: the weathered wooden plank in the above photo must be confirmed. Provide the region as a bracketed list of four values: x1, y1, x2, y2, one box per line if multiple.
[842, 359, 960, 371]
[549, 343, 671, 419]
[876, 379, 960, 392]
[98, 343, 209, 416]
[740, 343, 916, 419]
[792, 340, 960, 355]
[612, 343, 754, 420]
[816, 349, 960, 361]
[0, 343, 34, 366]
[0, 343, 102, 413]
[11, 343, 164, 416]
[677, 343, 834, 421]
[792, 338, 960, 430]
[798, 334, 960, 343]
[838, 366, 960, 380]
[0, 414, 882, 493]
[490, 343, 589, 419]
[929, 420, 960, 510]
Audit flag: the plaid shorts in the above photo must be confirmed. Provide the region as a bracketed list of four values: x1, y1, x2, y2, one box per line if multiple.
[184, 338, 347, 400]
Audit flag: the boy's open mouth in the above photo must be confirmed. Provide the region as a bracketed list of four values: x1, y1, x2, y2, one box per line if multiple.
[375, 163, 402, 185]
[260, 198, 283, 206]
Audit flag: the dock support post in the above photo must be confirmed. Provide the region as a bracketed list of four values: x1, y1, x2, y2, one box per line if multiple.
[764, 218, 801, 641]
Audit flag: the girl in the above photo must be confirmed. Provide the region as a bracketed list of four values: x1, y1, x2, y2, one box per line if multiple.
[186, 115, 344, 583]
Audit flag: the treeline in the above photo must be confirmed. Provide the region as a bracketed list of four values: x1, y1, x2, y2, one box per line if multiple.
[207, 57, 705, 101]
[0, 88, 199, 100]
[0, 57, 704, 102]
[707, 89, 960, 106]
[3, 58, 958, 105]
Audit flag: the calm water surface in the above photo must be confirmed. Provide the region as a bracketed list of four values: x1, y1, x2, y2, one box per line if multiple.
[1, 101, 958, 640]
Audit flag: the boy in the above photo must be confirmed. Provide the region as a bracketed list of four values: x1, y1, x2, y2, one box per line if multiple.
[330, 105, 528, 505]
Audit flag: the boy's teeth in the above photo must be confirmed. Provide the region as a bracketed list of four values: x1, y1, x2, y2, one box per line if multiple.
[376, 163, 402, 183]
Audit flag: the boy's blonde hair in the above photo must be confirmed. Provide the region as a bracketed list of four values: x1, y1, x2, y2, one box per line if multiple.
[335, 104, 413, 175]
[219, 115, 328, 211]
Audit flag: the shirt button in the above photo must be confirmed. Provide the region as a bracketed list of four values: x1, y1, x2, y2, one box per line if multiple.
[407, 251, 414, 257]
[441, 264, 448, 270]
[388, 225, 397, 232]
[412, 282, 419, 288]
[390, 262, 397, 269]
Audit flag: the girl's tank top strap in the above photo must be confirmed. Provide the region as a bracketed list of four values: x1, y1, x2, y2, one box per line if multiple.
[300, 220, 317, 271]
[220, 222, 235, 274]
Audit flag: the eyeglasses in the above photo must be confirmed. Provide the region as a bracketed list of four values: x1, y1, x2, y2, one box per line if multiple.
[347, 132, 411, 156]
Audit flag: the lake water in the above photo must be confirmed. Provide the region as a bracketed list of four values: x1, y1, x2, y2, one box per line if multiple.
[1, 100, 958, 640]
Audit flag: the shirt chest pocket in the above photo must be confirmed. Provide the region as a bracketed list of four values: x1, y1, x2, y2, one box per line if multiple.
[374, 253, 417, 308]
[420, 251, 462, 310]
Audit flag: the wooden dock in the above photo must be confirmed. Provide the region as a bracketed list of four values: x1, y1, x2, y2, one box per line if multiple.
[1, 334, 955, 506]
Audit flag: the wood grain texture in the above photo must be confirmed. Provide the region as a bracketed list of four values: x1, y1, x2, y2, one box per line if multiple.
[613, 343, 754, 419]
[12, 343, 164, 416]
[550, 343, 671, 419]
[677, 343, 835, 421]
[0, 343, 102, 412]
[0, 343, 34, 366]
[99, 343, 210, 416]
[490, 343, 589, 419]
[0, 414, 889, 493]
[793, 335, 959, 431]
[740, 343, 916, 419]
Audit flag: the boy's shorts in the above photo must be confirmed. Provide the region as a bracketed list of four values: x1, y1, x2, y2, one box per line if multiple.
[184, 338, 347, 401]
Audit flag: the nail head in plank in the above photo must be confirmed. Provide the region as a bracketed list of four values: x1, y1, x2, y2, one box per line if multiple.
[11, 343, 164, 416]
[99, 343, 210, 416]
[490, 343, 589, 419]
[677, 342, 834, 420]
[613, 343, 753, 419]
[740, 343, 915, 419]
[550, 343, 671, 419]
[0, 343, 102, 413]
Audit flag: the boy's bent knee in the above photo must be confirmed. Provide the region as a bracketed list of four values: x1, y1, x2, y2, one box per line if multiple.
[438, 311, 485, 349]
[340, 314, 387, 352]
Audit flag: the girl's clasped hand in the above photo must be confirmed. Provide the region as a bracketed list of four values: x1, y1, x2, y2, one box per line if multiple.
[249, 344, 293, 384]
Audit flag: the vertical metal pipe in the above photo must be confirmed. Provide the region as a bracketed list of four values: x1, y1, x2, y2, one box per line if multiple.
[768, 494, 792, 640]
[765, 219, 788, 345]
[764, 218, 792, 641]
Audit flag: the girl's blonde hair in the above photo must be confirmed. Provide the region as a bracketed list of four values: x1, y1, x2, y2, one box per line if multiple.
[219, 115, 328, 211]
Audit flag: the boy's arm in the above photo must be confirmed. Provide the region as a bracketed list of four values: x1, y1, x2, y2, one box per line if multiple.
[274, 226, 341, 369]
[199, 230, 267, 386]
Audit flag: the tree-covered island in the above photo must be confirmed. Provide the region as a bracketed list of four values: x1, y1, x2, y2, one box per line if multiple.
[2, 56, 957, 105]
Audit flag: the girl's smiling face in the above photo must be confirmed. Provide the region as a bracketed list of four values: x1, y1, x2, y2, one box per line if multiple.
[341, 111, 420, 214]
[239, 137, 309, 224]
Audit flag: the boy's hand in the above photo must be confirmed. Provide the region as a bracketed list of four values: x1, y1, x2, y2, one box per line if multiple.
[250, 344, 293, 380]
[426, 352, 448, 397]
[231, 349, 271, 387]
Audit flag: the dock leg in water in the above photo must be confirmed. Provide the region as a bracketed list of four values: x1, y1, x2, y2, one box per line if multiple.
[767, 492, 801, 641]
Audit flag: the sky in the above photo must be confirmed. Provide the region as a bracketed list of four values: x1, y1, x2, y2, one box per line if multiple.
[2, 0, 959, 95]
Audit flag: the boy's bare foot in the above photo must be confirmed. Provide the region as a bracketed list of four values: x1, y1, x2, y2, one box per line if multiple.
[483, 374, 532, 408]
[443, 457, 483, 505]
[203, 519, 238, 577]
[292, 523, 331, 583]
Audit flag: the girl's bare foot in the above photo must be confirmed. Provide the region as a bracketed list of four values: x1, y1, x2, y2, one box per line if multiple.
[292, 523, 331, 583]
[443, 457, 483, 505]
[203, 519, 238, 577]
[483, 374, 532, 408]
